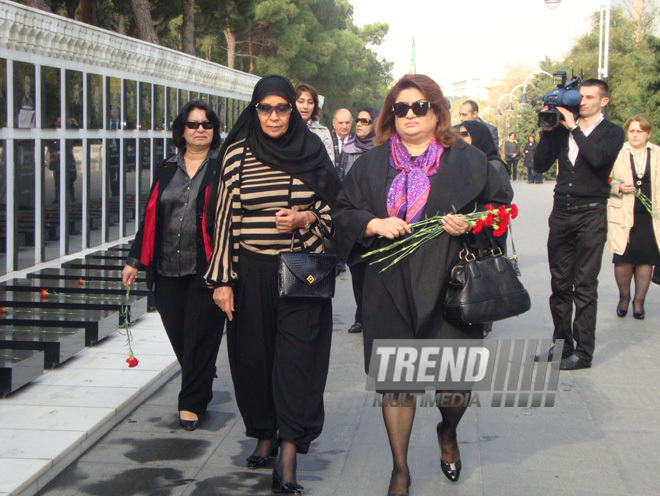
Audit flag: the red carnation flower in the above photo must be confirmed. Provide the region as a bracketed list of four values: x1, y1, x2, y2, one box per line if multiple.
[0, 307, 5, 316]
[484, 213, 494, 227]
[126, 357, 139, 368]
[78, 277, 84, 287]
[486, 204, 494, 211]
[40, 289, 49, 300]
[608, 177, 612, 183]
[509, 204, 519, 219]
[472, 218, 484, 234]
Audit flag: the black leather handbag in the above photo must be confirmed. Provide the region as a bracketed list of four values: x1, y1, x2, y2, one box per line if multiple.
[443, 235, 531, 326]
[278, 233, 337, 299]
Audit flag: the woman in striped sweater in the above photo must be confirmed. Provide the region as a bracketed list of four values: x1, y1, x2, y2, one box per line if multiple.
[205, 75, 341, 494]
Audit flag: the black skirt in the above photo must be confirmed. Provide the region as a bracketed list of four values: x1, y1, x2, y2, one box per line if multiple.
[612, 209, 660, 265]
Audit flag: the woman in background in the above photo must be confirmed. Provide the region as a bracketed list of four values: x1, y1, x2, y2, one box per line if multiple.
[295, 83, 335, 164]
[607, 114, 660, 320]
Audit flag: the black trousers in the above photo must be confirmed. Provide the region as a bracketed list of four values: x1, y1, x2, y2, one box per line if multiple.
[349, 261, 366, 323]
[506, 158, 520, 180]
[154, 274, 225, 414]
[547, 204, 607, 361]
[229, 248, 332, 454]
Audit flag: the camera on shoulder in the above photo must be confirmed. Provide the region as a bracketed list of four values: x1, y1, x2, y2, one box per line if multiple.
[538, 71, 582, 128]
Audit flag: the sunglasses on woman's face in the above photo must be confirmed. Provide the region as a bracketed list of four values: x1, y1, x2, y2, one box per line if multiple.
[356, 117, 372, 125]
[255, 103, 293, 117]
[391, 101, 436, 118]
[185, 121, 214, 130]
[459, 130, 470, 137]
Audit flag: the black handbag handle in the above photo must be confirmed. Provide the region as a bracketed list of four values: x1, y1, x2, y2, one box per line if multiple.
[459, 230, 502, 261]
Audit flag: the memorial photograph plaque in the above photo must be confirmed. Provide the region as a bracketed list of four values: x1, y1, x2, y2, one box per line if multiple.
[14, 62, 35, 129]
[167, 87, 177, 130]
[154, 85, 165, 131]
[87, 74, 103, 130]
[40, 67, 60, 129]
[0, 140, 6, 274]
[65, 70, 83, 129]
[14, 139, 35, 269]
[67, 139, 83, 254]
[139, 82, 151, 130]
[0, 58, 6, 128]
[42, 138, 61, 261]
[123, 80, 137, 130]
[88, 139, 103, 248]
[139, 138, 152, 221]
[217, 96, 226, 132]
[107, 77, 121, 130]
[179, 89, 189, 107]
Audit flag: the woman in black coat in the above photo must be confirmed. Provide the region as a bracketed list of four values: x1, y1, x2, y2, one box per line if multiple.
[334, 75, 506, 495]
[122, 100, 225, 431]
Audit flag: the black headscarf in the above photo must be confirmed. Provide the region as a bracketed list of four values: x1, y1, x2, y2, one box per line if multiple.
[462, 120, 500, 162]
[342, 107, 380, 154]
[218, 74, 341, 207]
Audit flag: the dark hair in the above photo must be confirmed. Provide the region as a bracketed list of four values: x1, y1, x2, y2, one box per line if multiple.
[171, 100, 221, 149]
[462, 100, 479, 113]
[295, 83, 320, 121]
[582, 79, 610, 98]
[376, 74, 456, 148]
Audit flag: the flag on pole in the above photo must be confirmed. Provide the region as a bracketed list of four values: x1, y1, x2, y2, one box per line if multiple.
[408, 36, 416, 74]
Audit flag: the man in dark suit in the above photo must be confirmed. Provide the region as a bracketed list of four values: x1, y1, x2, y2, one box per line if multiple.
[458, 100, 499, 148]
[331, 108, 353, 170]
[534, 79, 624, 370]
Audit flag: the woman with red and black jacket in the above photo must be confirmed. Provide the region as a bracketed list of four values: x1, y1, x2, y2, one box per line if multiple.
[122, 100, 225, 431]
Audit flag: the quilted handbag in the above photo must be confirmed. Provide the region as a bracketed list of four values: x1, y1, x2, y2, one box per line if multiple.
[443, 235, 531, 326]
[278, 233, 337, 298]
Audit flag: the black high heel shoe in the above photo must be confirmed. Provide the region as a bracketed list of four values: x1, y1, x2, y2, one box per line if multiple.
[617, 297, 630, 317]
[179, 418, 199, 431]
[271, 467, 303, 493]
[387, 470, 411, 496]
[436, 422, 462, 483]
[246, 438, 279, 469]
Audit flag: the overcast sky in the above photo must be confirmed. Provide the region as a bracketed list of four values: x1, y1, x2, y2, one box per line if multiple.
[351, 0, 608, 85]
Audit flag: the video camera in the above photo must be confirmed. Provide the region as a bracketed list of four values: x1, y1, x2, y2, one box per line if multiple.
[538, 71, 582, 128]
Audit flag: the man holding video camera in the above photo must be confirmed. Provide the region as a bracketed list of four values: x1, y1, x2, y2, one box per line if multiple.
[534, 79, 624, 370]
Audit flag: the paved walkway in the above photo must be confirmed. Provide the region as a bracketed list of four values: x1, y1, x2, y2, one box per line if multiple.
[19, 183, 660, 495]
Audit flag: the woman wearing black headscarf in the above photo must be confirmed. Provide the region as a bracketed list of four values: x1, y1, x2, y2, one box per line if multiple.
[339, 107, 380, 181]
[459, 119, 514, 207]
[205, 75, 341, 494]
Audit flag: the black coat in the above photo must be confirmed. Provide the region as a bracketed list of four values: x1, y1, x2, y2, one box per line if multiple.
[333, 142, 507, 372]
[128, 154, 220, 290]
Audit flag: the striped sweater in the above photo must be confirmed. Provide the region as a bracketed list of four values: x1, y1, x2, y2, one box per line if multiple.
[205, 139, 333, 286]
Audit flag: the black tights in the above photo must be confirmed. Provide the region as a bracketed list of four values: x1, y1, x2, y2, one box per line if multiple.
[615, 263, 653, 314]
[382, 392, 470, 493]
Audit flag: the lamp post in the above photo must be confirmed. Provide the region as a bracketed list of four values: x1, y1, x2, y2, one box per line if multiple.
[495, 93, 518, 117]
[545, 0, 610, 81]
[521, 70, 553, 105]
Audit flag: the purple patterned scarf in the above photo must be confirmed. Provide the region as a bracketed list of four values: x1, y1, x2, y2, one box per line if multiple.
[386, 133, 444, 223]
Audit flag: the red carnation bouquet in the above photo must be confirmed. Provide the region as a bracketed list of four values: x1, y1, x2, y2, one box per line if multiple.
[363, 204, 519, 272]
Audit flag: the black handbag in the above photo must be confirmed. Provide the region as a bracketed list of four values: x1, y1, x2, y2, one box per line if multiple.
[443, 234, 531, 326]
[278, 232, 337, 298]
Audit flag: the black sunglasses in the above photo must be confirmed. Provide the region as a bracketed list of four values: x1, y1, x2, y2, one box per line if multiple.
[356, 117, 372, 125]
[459, 130, 470, 137]
[185, 121, 213, 130]
[255, 103, 293, 117]
[392, 101, 436, 118]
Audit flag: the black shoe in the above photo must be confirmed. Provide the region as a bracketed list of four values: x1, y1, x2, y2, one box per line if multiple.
[179, 419, 199, 431]
[559, 354, 592, 370]
[617, 308, 628, 317]
[272, 467, 303, 493]
[534, 344, 569, 362]
[247, 438, 279, 469]
[387, 470, 411, 496]
[348, 322, 363, 333]
[633, 312, 645, 320]
[436, 422, 461, 483]
[617, 296, 630, 317]
[440, 458, 462, 483]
